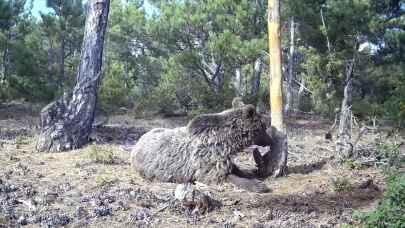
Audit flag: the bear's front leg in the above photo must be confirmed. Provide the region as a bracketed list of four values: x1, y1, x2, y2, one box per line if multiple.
[243, 146, 271, 178]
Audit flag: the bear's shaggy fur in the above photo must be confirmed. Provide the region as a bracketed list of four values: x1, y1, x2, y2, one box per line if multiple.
[130, 105, 271, 192]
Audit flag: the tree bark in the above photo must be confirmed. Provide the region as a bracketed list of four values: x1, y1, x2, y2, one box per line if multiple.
[320, 7, 334, 104]
[285, 17, 295, 115]
[297, 76, 305, 108]
[263, 0, 288, 177]
[1, 30, 11, 83]
[199, 57, 222, 94]
[250, 58, 263, 103]
[37, 0, 110, 152]
[47, 39, 55, 85]
[336, 59, 355, 159]
[234, 67, 243, 96]
[59, 31, 65, 88]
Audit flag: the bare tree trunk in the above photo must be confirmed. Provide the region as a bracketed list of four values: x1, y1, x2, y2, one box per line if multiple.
[47, 39, 55, 85]
[59, 32, 65, 88]
[297, 76, 305, 108]
[285, 17, 295, 115]
[1, 31, 10, 83]
[336, 59, 355, 159]
[320, 7, 334, 102]
[37, 0, 110, 152]
[263, 0, 288, 177]
[320, 7, 331, 54]
[199, 57, 222, 94]
[250, 58, 263, 102]
[234, 67, 243, 96]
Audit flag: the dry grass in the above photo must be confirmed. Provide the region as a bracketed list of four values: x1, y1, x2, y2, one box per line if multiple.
[84, 144, 115, 164]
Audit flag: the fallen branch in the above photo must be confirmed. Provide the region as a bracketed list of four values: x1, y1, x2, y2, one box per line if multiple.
[293, 78, 314, 94]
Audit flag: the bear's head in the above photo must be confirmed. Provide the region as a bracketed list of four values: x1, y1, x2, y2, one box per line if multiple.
[187, 105, 271, 150]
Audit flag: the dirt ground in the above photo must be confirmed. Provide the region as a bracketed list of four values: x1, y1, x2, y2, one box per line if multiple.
[0, 102, 399, 228]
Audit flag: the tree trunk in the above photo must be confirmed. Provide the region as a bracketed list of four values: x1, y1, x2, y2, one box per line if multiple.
[199, 57, 222, 94]
[297, 76, 305, 109]
[234, 67, 243, 96]
[320, 7, 335, 105]
[250, 58, 263, 103]
[285, 17, 295, 115]
[336, 59, 355, 159]
[1, 30, 10, 83]
[47, 39, 55, 85]
[59, 31, 65, 88]
[37, 0, 110, 152]
[263, 0, 288, 177]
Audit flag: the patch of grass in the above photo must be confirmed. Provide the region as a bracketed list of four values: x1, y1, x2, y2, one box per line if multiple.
[354, 173, 405, 227]
[339, 224, 355, 228]
[344, 159, 365, 170]
[330, 176, 353, 193]
[85, 145, 115, 164]
[95, 173, 118, 188]
[14, 135, 29, 148]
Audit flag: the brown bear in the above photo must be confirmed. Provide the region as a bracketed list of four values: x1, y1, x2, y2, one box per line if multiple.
[130, 104, 272, 192]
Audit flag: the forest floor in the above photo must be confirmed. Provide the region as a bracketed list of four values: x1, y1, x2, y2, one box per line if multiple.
[0, 102, 403, 228]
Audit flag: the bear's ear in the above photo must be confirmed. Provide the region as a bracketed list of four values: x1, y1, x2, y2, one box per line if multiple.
[243, 105, 256, 119]
[187, 114, 223, 135]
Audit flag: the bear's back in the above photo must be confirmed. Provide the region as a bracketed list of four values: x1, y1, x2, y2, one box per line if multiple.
[131, 127, 193, 182]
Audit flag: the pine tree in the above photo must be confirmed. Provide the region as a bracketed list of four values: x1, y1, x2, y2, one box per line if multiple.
[37, 0, 110, 152]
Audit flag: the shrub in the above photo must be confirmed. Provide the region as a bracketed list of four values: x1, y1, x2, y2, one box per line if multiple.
[99, 62, 132, 113]
[376, 141, 404, 171]
[384, 97, 405, 128]
[352, 100, 383, 121]
[141, 73, 179, 114]
[136, 56, 236, 115]
[355, 174, 405, 227]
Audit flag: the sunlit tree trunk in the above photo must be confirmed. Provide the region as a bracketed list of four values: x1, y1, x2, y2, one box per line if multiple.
[262, 0, 288, 177]
[37, 0, 110, 152]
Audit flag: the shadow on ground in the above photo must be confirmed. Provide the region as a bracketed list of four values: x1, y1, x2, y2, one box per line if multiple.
[288, 159, 328, 175]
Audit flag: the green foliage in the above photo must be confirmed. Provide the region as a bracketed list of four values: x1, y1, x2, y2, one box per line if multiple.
[376, 140, 404, 171]
[352, 100, 383, 120]
[382, 69, 405, 127]
[0, 0, 84, 103]
[140, 67, 179, 114]
[99, 62, 132, 113]
[0, 0, 404, 129]
[355, 174, 405, 227]
[299, 47, 342, 116]
[140, 0, 266, 111]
